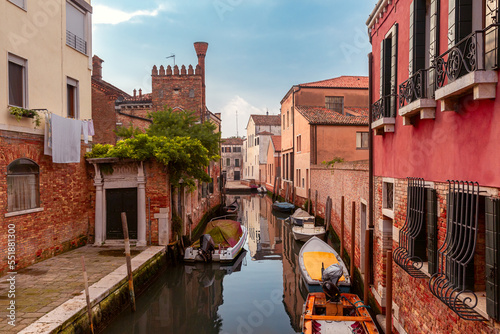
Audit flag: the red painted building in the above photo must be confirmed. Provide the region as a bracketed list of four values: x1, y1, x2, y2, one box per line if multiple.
[368, 0, 500, 333]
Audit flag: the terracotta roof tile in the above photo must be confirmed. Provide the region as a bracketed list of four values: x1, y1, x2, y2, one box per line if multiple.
[345, 107, 369, 117]
[256, 131, 274, 136]
[300, 76, 369, 89]
[296, 106, 368, 126]
[222, 137, 244, 145]
[250, 114, 281, 126]
[271, 135, 281, 152]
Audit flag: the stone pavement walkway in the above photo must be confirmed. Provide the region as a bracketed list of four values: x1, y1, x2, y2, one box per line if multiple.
[0, 245, 146, 333]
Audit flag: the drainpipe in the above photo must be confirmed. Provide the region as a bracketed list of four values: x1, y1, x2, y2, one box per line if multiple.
[368, 52, 374, 285]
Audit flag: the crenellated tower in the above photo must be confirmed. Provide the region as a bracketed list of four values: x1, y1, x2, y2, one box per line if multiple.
[151, 42, 208, 121]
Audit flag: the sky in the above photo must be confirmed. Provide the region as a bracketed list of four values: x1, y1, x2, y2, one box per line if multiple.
[92, 0, 376, 138]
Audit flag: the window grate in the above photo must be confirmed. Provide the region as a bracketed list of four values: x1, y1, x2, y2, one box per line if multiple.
[383, 182, 394, 210]
[66, 30, 87, 54]
[394, 178, 428, 278]
[429, 180, 483, 321]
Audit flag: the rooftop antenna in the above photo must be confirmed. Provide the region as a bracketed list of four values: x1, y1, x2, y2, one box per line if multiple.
[236, 110, 239, 137]
[165, 54, 175, 67]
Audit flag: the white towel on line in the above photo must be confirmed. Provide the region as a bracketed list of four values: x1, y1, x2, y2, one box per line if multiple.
[51, 114, 82, 163]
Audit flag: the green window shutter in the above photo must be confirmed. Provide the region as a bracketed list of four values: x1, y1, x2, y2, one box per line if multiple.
[486, 197, 500, 320]
[485, 0, 499, 69]
[410, 0, 426, 75]
[426, 188, 437, 275]
[390, 24, 398, 117]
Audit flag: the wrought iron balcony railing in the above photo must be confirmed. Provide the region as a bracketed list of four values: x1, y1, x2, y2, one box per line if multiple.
[399, 68, 433, 107]
[66, 30, 87, 54]
[372, 94, 397, 122]
[435, 24, 499, 89]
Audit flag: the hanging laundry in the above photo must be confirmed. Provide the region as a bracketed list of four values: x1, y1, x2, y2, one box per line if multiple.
[44, 113, 52, 156]
[88, 119, 95, 136]
[51, 114, 82, 163]
[82, 120, 89, 144]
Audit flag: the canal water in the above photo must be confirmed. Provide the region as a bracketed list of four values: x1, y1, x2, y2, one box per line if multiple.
[103, 194, 310, 334]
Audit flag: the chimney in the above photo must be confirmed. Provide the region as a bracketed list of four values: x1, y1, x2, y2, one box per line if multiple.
[194, 42, 208, 121]
[139, 88, 142, 98]
[92, 55, 104, 80]
[133, 89, 137, 98]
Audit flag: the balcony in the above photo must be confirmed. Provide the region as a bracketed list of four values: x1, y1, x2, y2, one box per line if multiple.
[66, 30, 87, 55]
[434, 25, 499, 111]
[371, 94, 396, 135]
[399, 68, 436, 125]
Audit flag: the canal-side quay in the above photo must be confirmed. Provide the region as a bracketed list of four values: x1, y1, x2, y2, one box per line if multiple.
[0, 245, 166, 334]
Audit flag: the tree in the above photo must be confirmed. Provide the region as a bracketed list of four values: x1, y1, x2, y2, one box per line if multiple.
[86, 107, 220, 189]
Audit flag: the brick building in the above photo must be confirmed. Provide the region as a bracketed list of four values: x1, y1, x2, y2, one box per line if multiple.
[280, 76, 369, 204]
[0, 0, 93, 274]
[368, 0, 500, 332]
[221, 137, 243, 181]
[244, 114, 281, 184]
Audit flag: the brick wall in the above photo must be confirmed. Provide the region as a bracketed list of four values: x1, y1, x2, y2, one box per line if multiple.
[92, 87, 118, 144]
[374, 176, 498, 333]
[310, 161, 369, 270]
[0, 130, 92, 275]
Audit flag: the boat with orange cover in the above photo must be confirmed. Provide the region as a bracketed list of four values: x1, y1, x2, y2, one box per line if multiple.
[301, 292, 379, 334]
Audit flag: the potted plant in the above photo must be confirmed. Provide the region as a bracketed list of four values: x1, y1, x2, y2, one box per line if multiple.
[9, 106, 41, 128]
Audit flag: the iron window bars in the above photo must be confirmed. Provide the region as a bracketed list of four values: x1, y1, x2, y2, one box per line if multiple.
[399, 68, 432, 107]
[66, 30, 87, 54]
[394, 178, 428, 278]
[435, 24, 500, 89]
[429, 180, 483, 321]
[372, 94, 398, 122]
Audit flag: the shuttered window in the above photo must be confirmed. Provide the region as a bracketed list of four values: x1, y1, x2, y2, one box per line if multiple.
[448, 0, 473, 48]
[379, 24, 398, 118]
[428, 0, 440, 95]
[485, 0, 499, 70]
[409, 0, 426, 75]
[486, 198, 500, 320]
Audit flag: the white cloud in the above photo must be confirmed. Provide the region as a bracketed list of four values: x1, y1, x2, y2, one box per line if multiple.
[219, 95, 268, 138]
[93, 4, 172, 25]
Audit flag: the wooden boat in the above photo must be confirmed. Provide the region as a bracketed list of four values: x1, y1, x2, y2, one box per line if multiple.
[288, 208, 314, 226]
[272, 201, 295, 212]
[301, 292, 379, 334]
[299, 236, 351, 293]
[223, 199, 239, 213]
[292, 223, 326, 242]
[184, 217, 248, 263]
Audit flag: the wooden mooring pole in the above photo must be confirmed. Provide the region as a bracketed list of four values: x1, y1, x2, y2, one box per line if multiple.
[340, 196, 345, 258]
[315, 190, 318, 216]
[81, 256, 94, 334]
[121, 212, 136, 312]
[350, 201, 355, 279]
[307, 189, 311, 213]
[386, 250, 393, 334]
[364, 229, 370, 305]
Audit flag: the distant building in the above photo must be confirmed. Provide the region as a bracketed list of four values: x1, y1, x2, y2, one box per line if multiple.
[244, 114, 281, 184]
[0, 0, 93, 274]
[265, 135, 281, 191]
[280, 76, 369, 203]
[221, 137, 244, 181]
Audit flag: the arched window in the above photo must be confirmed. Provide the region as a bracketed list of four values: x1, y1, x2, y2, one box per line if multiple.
[7, 158, 40, 212]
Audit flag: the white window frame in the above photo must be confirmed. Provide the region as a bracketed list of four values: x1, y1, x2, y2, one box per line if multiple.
[8, 0, 26, 10]
[67, 77, 80, 119]
[356, 132, 369, 150]
[66, 0, 92, 56]
[8, 53, 28, 108]
[382, 178, 395, 219]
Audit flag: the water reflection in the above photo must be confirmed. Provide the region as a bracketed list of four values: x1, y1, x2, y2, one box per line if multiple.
[103, 194, 309, 334]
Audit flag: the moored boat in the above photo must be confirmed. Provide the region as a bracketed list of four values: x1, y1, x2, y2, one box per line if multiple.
[290, 209, 325, 242]
[223, 199, 239, 213]
[288, 208, 314, 226]
[298, 236, 351, 293]
[184, 217, 248, 263]
[301, 292, 379, 334]
[272, 201, 295, 212]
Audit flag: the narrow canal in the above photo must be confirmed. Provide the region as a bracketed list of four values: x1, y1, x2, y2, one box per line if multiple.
[103, 194, 310, 333]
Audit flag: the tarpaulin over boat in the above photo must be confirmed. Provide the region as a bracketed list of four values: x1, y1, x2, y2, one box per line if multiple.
[193, 220, 243, 248]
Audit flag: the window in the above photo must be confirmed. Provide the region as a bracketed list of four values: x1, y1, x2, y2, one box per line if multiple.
[7, 159, 40, 212]
[380, 24, 398, 118]
[226, 158, 230, 166]
[235, 159, 240, 167]
[287, 111, 289, 128]
[8, 54, 27, 108]
[356, 132, 369, 149]
[382, 179, 395, 218]
[297, 135, 302, 152]
[233, 147, 241, 153]
[66, 1, 90, 54]
[67, 78, 79, 119]
[8, 0, 26, 10]
[325, 96, 344, 114]
[283, 114, 285, 129]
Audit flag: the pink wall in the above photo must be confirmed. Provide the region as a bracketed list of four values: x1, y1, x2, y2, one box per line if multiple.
[370, 0, 500, 187]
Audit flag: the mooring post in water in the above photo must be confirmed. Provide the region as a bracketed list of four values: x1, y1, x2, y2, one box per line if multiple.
[364, 229, 370, 305]
[386, 250, 393, 334]
[315, 190, 318, 215]
[350, 201, 355, 278]
[121, 212, 136, 312]
[307, 188, 311, 214]
[81, 256, 94, 334]
[292, 187, 296, 206]
[341, 196, 345, 258]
